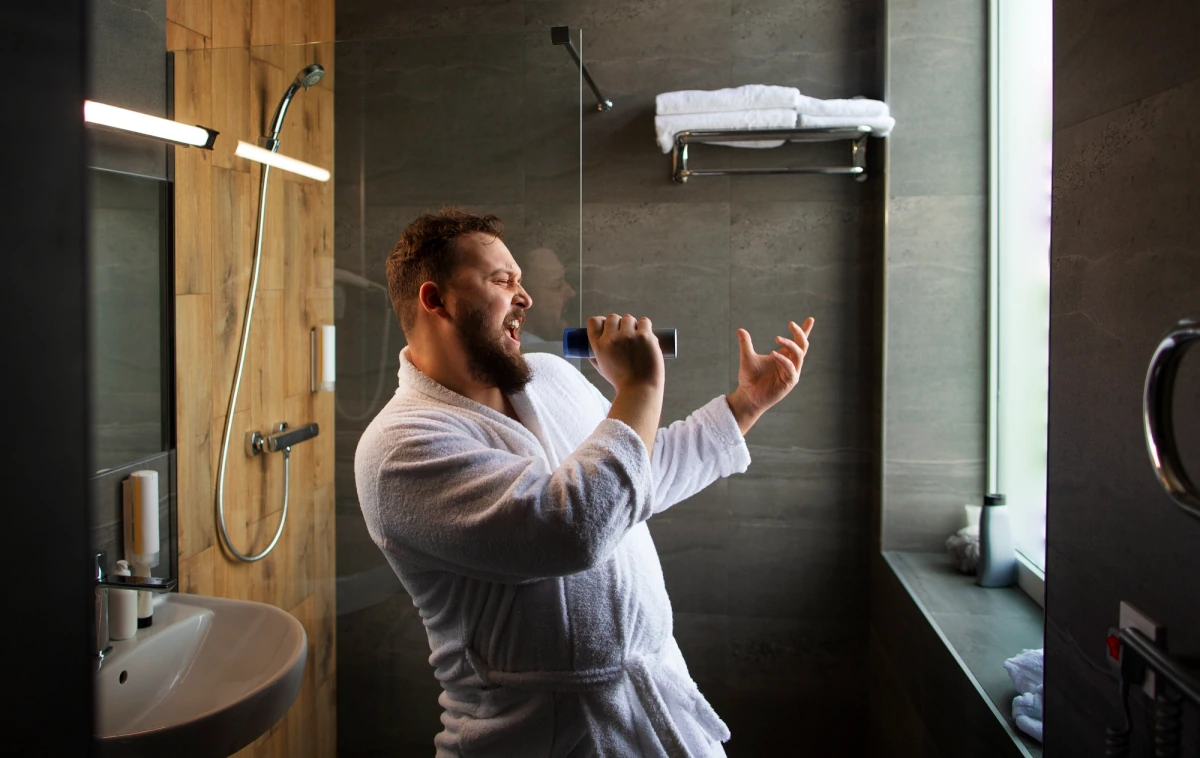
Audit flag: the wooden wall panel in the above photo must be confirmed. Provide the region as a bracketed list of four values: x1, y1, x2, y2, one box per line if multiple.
[168, 2, 336, 755]
[173, 49, 212, 294]
[212, 0, 252, 49]
[167, 0, 213, 42]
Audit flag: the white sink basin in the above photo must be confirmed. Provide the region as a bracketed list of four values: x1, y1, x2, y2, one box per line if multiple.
[94, 593, 307, 758]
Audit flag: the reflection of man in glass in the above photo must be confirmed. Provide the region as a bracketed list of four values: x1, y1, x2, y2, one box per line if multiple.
[516, 247, 577, 354]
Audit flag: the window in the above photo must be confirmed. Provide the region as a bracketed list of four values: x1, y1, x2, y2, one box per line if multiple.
[989, 0, 1052, 603]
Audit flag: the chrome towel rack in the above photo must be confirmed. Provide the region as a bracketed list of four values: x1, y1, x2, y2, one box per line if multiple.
[1143, 319, 1200, 520]
[671, 125, 873, 184]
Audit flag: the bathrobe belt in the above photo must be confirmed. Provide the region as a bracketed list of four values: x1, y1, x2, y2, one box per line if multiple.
[464, 645, 729, 758]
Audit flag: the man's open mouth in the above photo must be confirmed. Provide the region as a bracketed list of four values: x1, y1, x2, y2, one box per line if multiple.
[506, 318, 522, 343]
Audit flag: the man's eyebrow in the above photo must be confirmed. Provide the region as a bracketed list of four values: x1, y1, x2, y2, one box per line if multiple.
[488, 267, 521, 278]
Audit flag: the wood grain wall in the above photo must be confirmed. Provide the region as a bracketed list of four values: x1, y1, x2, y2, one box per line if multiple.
[167, 2, 337, 755]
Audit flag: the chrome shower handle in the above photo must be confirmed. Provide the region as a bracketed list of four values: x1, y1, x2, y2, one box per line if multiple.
[245, 421, 320, 456]
[1143, 320, 1200, 519]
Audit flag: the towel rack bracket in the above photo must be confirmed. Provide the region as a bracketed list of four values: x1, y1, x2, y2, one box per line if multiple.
[671, 126, 873, 184]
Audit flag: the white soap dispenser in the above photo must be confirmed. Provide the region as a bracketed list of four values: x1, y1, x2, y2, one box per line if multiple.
[109, 560, 138, 641]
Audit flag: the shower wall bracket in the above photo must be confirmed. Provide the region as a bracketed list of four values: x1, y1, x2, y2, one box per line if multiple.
[671, 125, 873, 183]
[551, 26, 612, 111]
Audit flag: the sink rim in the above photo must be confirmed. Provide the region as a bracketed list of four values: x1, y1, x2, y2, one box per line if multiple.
[94, 592, 307, 748]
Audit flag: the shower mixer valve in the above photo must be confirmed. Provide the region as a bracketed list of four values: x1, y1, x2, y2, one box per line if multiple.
[245, 421, 320, 457]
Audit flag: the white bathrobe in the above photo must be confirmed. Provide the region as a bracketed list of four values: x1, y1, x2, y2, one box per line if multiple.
[355, 348, 751, 757]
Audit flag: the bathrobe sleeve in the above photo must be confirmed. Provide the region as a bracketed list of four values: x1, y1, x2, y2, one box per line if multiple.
[564, 365, 751, 515]
[359, 412, 656, 583]
[648, 396, 752, 514]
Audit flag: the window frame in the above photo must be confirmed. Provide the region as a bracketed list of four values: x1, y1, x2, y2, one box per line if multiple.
[988, 0, 1051, 608]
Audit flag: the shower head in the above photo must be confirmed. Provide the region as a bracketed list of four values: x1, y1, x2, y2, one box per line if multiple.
[264, 63, 327, 148]
[294, 64, 326, 90]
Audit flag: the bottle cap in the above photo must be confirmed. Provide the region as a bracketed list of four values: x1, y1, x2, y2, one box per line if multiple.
[115, 560, 132, 576]
[984, 493, 1006, 506]
[562, 328, 592, 359]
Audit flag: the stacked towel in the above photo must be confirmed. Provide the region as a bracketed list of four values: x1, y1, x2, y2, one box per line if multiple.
[796, 94, 894, 136]
[653, 85, 895, 154]
[654, 85, 800, 153]
[656, 85, 801, 115]
[1003, 648, 1044, 743]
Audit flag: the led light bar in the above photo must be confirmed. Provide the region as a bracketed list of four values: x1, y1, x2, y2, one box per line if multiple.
[234, 141, 330, 182]
[83, 100, 218, 149]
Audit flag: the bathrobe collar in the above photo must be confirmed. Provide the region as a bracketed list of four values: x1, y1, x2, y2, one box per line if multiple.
[397, 347, 545, 451]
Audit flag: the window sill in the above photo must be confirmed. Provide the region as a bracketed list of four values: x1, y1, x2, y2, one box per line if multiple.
[883, 551, 1045, 758]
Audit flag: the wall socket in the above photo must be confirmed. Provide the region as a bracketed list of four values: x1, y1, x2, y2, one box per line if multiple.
[1119, 601, 1166, 697]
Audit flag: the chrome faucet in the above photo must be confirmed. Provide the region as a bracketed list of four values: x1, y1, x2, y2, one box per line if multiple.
[92, 551, 176, 670]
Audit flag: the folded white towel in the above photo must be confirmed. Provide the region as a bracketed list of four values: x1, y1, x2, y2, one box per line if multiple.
[795, 94, 889, 118]
[1003, 648, 1044, 695]
[1004, 648, 1044, 743]
[1012, 691, 1044, 743]
[655, 108, 798, 154]
[798, 113, 895, 137]
[656, 84, 801, 116]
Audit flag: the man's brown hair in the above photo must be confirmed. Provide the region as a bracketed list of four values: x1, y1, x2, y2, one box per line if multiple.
[386, 207, 504, 334]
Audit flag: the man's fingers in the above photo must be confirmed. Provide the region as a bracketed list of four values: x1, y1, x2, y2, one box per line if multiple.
[771, 350, 800, 384]
[774, 335, 805, 366]
[793, 317, 815, 339]
[737, 328, 756, 362]
[786, 322, 809, 352]
[587, 315, 606, 339]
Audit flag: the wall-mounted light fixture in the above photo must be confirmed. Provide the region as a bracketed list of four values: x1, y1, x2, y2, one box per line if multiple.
[84, 100, 218, 149]
[235, 140, 331, 182]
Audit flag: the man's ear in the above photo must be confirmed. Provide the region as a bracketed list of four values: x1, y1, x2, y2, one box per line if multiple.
[418, 281, 450, 319]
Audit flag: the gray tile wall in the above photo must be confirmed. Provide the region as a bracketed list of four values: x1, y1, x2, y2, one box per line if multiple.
[90, 169, 168, 473]
[869, 0, 989, 752]
[882, 0, 988, 551]
[336, 2, 884, 755]
[88, 0, 168, 178]
[1045, 2, 1200, 753]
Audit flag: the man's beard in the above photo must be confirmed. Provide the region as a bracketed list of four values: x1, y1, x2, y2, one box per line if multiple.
[455, 304, 533, 395]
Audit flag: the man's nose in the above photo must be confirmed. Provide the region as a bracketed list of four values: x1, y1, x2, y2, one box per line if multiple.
[516, 285, 532, 309]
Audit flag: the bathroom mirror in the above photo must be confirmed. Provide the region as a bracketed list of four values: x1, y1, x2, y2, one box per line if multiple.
[88, 167, 174, 475]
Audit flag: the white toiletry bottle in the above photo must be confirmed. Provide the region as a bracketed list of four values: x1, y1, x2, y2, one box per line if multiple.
[110, 560, 138, 641]
[977, 493, 1016, 587]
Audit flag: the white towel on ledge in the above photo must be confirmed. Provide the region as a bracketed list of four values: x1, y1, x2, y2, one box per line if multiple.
[1004, 648, 1044, 744]
[798, 113, 895, 137]
[655, 108, 798, 153]
[656, 84, 800, 115]
[796, 94, 890, 118]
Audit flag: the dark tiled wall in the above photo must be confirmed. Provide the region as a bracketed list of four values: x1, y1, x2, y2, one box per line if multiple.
[89, 169, 168, 473]
[868, 1, 989, 753]
[1044, 1, 1200, 754]
[88, 0, 168, 178]
[335, 2, 884, 755]
[882, 0, 988, 551]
